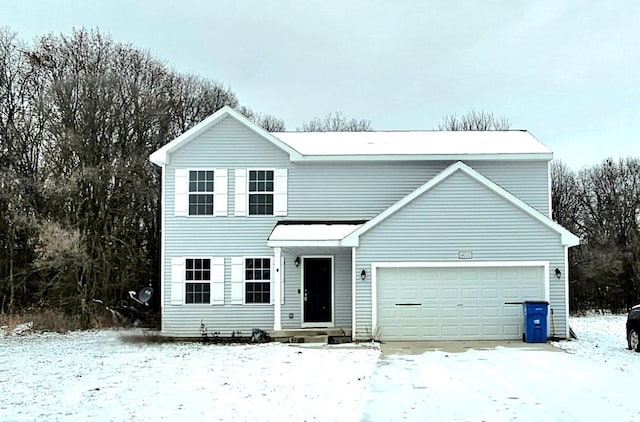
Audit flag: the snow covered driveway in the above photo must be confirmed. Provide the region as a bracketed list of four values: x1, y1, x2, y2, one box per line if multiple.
[364, 315, 639, 421]
[1, 315, 638, 421]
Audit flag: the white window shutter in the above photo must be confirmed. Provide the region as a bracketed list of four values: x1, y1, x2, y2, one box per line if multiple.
[231, 257, 244, 304]
[170, 257, 184, 305]
[211, 257, 225, 305]
[235, 169, 247, 216]
[274, 168, 288, 216]
[214, 169, 228, 217]
[174, 169, 188, 216]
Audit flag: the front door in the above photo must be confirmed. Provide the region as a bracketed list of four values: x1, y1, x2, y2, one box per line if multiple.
[303, 257, 332, 325]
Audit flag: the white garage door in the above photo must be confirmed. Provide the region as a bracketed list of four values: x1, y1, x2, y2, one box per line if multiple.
[376, 266, 545, 341]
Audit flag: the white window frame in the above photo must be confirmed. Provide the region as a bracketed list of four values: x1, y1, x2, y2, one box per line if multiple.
[247, 168, 276, 217]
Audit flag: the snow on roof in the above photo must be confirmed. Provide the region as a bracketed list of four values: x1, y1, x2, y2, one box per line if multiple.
[268, 222, 364, 242]
[272, 130, 551, 158]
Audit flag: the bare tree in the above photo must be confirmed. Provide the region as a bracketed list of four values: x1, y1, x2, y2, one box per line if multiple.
[298, 111, 372, 131]
[438, 110, 510, 131]
[237, 106, 285, 131]
[550, 160, 582, 235]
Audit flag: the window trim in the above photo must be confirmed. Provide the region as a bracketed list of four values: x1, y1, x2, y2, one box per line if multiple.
[243, 256, 273, 305]
[246, 168, 276, 217]
[187, 168, 215, 216]
[184, 256, 213, 305]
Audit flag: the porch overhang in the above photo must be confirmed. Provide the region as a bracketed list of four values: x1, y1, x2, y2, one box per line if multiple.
[267, 221, 366, 248]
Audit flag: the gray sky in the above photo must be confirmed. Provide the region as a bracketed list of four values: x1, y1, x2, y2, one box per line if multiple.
[2, 0, 638, 169]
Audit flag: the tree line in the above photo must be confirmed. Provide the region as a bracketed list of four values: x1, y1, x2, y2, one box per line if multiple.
[552, 159, 640, 312]
[0, 28, 286, 325]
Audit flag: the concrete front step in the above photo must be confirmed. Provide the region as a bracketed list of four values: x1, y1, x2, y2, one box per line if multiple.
[289, 335, 329, 344]
[272, 328, 352, 344]
[272, 328, 351, 337]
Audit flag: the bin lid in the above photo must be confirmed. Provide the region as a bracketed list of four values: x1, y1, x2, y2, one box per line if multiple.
[523, 300, 549, 305]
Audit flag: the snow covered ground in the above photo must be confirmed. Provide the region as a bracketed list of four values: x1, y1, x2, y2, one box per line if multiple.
[1, 315, 638, 421]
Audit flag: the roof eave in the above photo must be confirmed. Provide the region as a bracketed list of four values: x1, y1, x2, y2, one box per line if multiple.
[267, 240, 343, 248]
[290, 152, 553, 162]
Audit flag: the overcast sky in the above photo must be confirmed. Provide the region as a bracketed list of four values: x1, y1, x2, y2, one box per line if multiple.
[2, 0, 638, 169]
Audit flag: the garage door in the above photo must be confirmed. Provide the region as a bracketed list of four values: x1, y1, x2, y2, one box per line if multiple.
[376, 266, 545, 341]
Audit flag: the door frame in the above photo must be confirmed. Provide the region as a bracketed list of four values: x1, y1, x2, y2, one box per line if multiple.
[300, 255, 335, 328]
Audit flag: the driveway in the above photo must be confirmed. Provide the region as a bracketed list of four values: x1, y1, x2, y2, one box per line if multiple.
[362, 342, 636, 421]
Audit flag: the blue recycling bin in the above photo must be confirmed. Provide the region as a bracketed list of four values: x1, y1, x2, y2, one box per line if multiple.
[523, 301, 549, 343]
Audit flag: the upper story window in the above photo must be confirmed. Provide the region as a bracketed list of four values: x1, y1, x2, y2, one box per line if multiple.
[248, 170, 274, 215]
[189, 171, 214, 215]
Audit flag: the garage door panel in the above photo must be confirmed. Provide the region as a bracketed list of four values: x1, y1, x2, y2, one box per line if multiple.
[377, 266, 545, 341]
[503, 306, 520, 317]
[423, 288, 438, 299]
[503, 325, 520, 336]
[462, 307, 480, 317]
[441, 288, 458, 299]
[482, 306, 499, 317]
[483, 288, 499, 299]
[463, 288, 479, 299]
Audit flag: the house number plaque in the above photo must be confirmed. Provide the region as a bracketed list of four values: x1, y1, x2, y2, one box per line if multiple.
[458, 250, 473, 259]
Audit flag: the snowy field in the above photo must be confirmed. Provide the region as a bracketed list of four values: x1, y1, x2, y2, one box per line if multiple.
[1, 314, 638, 421]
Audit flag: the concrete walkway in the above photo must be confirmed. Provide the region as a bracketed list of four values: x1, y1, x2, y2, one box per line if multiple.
[380, 340, 559, 355]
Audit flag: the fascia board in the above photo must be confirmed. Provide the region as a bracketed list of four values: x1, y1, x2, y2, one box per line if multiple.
[267, 240, 343, 248]
[290, 153, 553, 163]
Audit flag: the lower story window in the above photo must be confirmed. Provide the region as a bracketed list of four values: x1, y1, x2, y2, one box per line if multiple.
[245, 258, 270, 304]
[186, 258, 211, 304]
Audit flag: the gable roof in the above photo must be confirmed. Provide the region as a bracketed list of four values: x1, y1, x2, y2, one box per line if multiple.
[342, 161, 580, 247]
[272, 131, 552, 161]
[149, 106, 302, 166]
[149, 107, 553, 165]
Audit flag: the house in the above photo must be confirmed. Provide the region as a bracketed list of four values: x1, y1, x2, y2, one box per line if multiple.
[149, 106, 579, 341]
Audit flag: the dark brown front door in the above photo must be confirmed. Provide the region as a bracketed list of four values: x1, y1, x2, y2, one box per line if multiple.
[303, 258, 332, 324]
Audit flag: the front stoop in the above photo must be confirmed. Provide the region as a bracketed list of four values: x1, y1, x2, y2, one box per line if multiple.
[272, 328, 352, 344]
